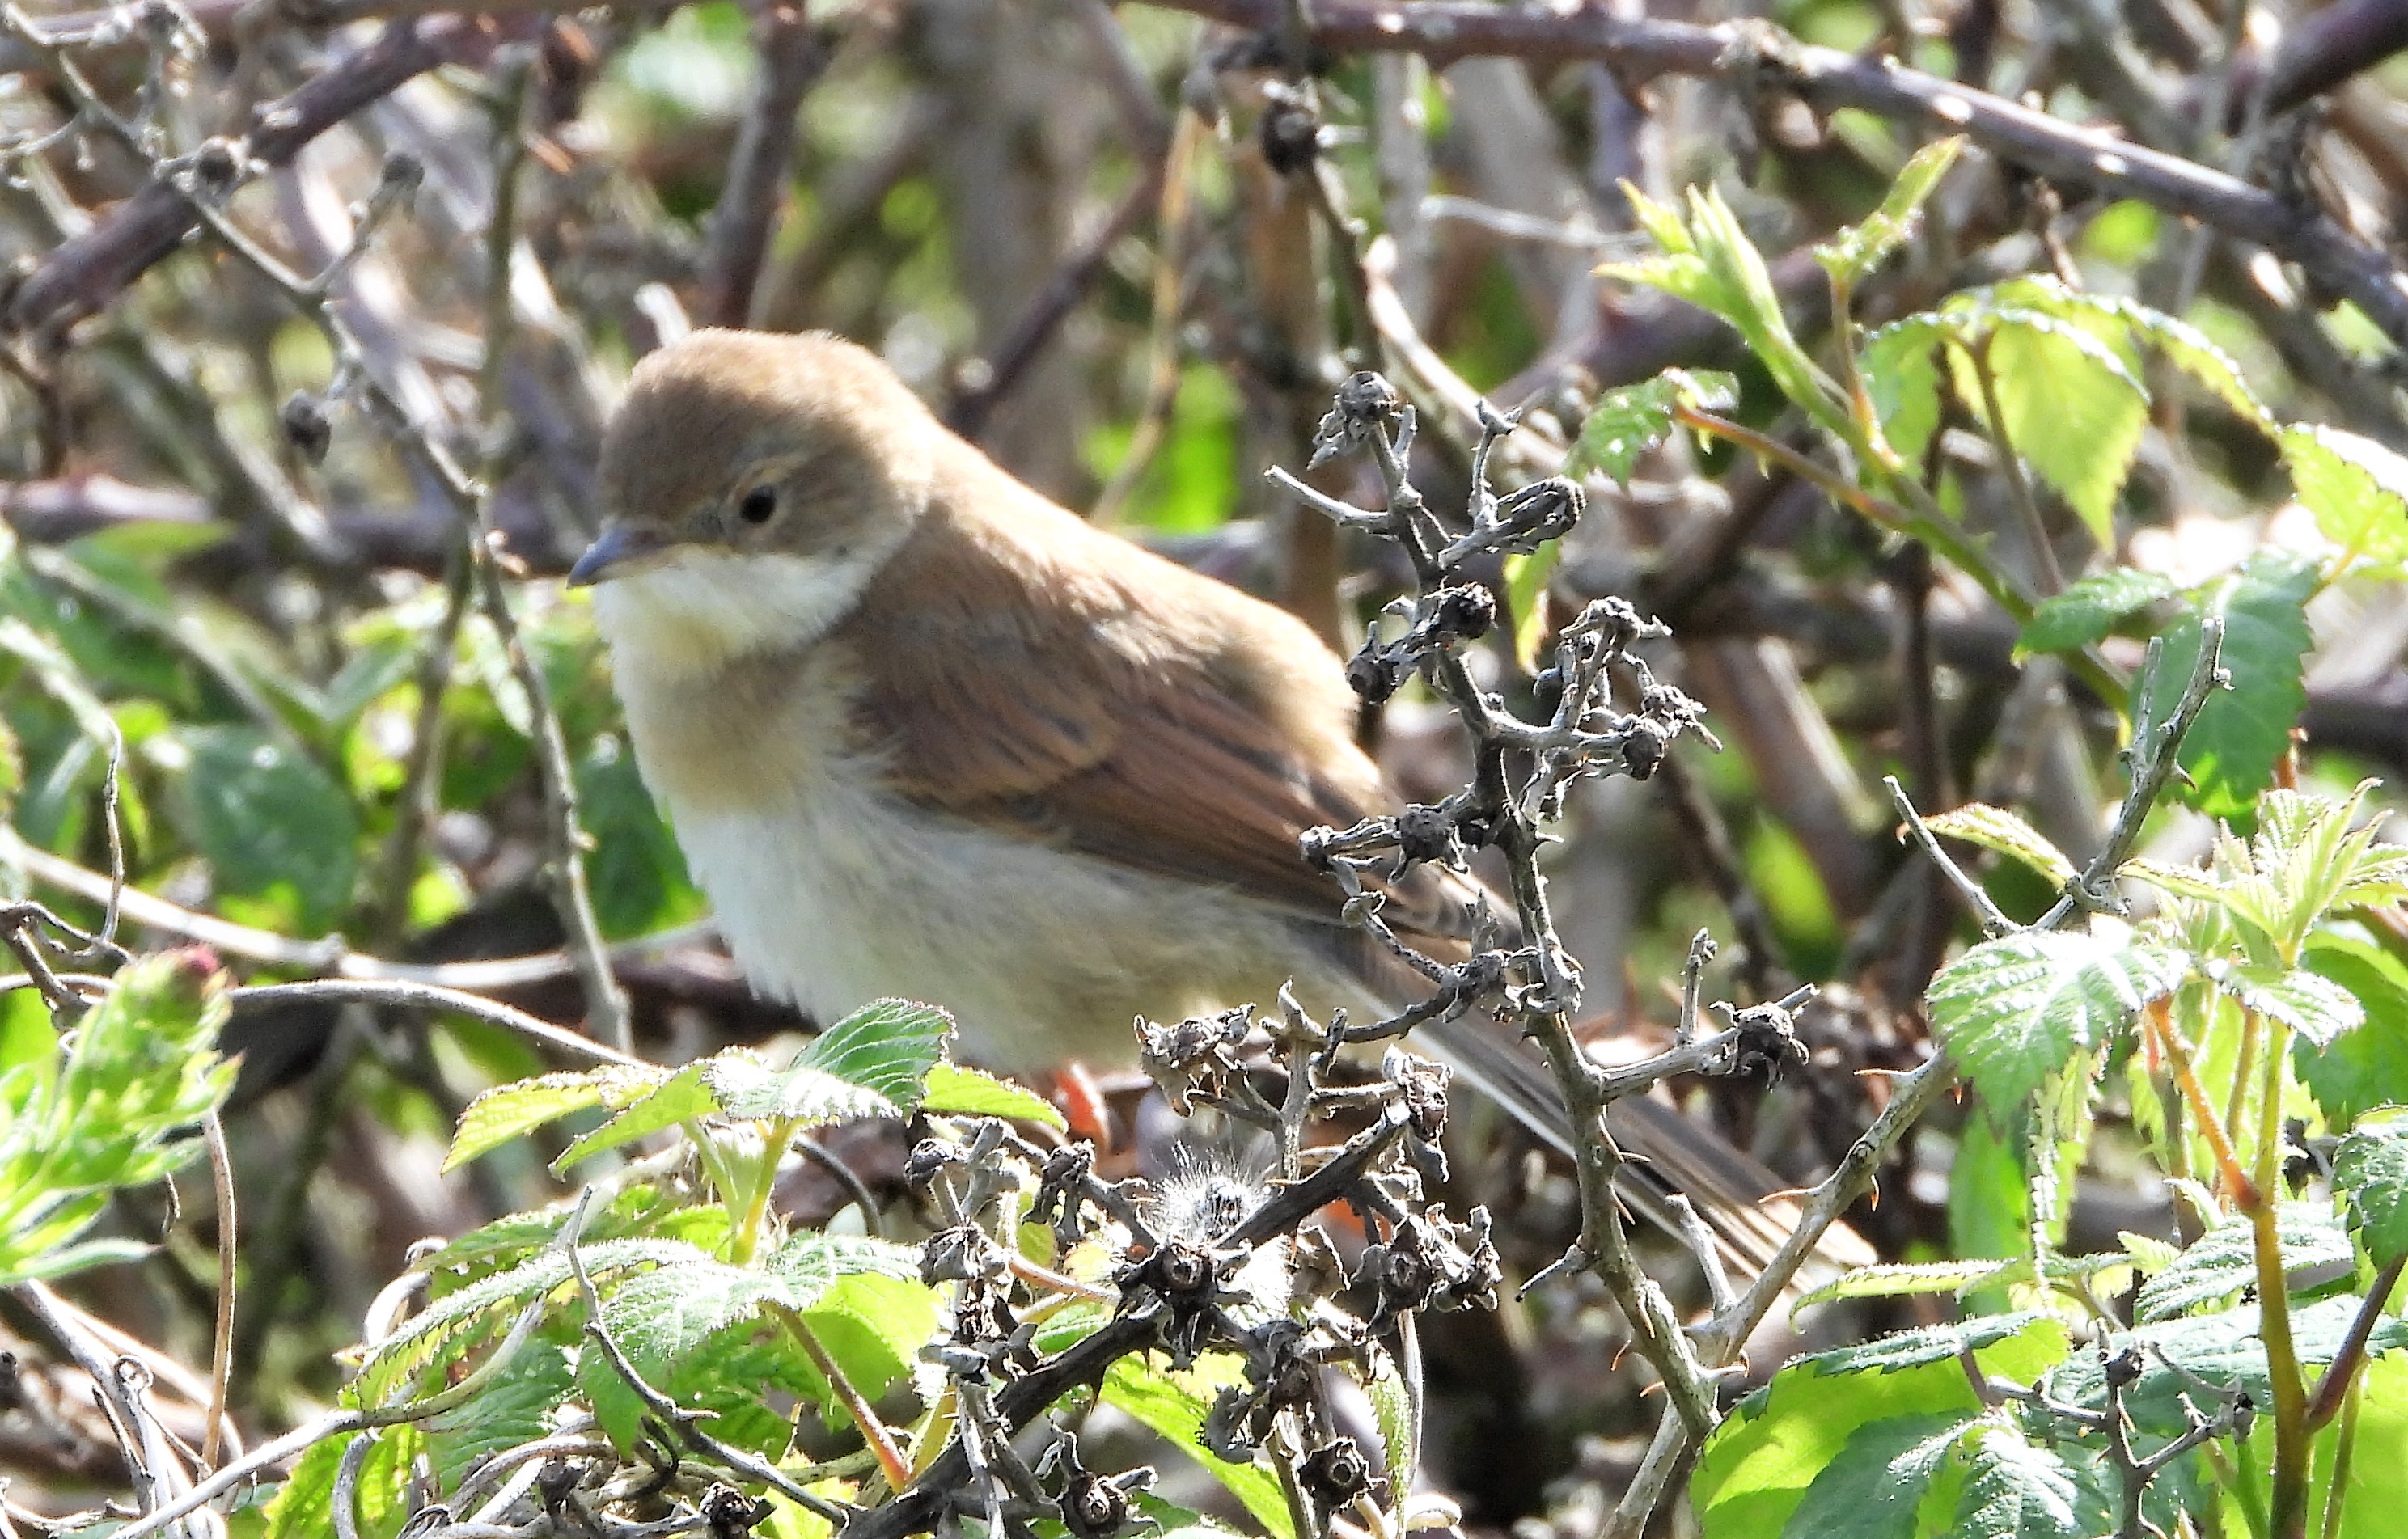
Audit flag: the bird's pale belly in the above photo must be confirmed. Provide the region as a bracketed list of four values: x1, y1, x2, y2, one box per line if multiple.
[664, 780, 1365, 1072]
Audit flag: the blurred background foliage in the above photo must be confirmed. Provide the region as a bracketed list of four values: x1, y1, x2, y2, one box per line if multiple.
[2, 0, 2407, 1529]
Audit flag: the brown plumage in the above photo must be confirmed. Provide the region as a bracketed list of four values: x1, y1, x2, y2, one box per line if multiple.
[575, 328, 1864, 1280]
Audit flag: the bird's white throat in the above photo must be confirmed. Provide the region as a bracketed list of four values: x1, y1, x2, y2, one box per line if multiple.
[589, 546, 880, 674]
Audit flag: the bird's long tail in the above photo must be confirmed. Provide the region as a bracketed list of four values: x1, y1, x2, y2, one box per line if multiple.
[1417, 1014, 1876, 1292]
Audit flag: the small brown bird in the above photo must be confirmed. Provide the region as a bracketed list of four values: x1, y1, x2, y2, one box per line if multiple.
[572, 329, 1847, 1275]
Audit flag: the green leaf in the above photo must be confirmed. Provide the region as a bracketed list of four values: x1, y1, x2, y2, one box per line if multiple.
[445, 1068, 641, 1172]
[1805, 1313, 2067, 1378]
[1952, 1422, 2088, 1539]
[1694, 1315, 2067, 1539]
[1921, 804, 2079, 888]
[2223, 963, 2364, 1047]
[2283, 422, 2408, 565]
[2297, 935, 2408, 1124]
[1104, 1351, 1295, 1539]
[1927, 932, 2185, 1115]
[1502, 542, 1560, 672]
[1795, 1258, 2021, 1309]
[792, 998, 953, 1113]
[1602, 185, 1843, 434]
[2018, 568, 2177, 656]
[2135, 1203, 2355, 1321]
[1780, 1413, 1969, 1539]
[422, 1341, 575, 1487]
[2334, 1118, 2408, 1262]
[1564, 369, 1739, 488]
[0, 950, 235, 1287]
[260, 1430, 356, 1539]
[1860, 315, 1946, 468]
[1954, 308, 2148, 543]
[920, 1063, 1065, 1128]
[163, 724, 358, 932]
[576, 733, 707, 938]
[555, 1062, 718, 1170]
[701, 1051, 894, 1129]
[2047, 1296, 2408, 1442]
[353, 1237, 705, 1407]
[2136, 551, 2317, 822]
[1813, 137, 1964, 287]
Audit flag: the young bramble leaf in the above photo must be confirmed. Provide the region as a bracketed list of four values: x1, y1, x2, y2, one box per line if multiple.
[0, 949, 235, 1287]
[1950, 306, 2148, 543]
[2018, 568, 2177, 656]
[2334, 1118, 2408, 1262]
[2283, 422, 2408, 566]
[1951, 1422, 2092, 1539]
[557, 1062, 721, 1170]
[2220, 963, 2364, 1047]
[1780, 1413, 1970, 1539]
[1813, 137, 1964, 287]
[445, 1066, 662, 1172]
[1920, 804, 2079, 888]
[2135, 1203, 2354, 1321]
[1927, 932, 2186, 1116]
[1859, 315, 1947, 469]
[920, 1063, 1066, 1128]
[793, 997, 953, 1112]
[2297, 936, 2408, 1124]
[1693, 1314, 2067, 1539]
[1564, 370, 1739, 489]
[2135, 551, 2317, 823]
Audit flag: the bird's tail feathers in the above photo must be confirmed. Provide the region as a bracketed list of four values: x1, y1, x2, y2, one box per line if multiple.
[1415, 1016, 1875, 1295]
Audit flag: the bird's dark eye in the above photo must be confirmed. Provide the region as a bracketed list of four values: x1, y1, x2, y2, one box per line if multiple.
[738, 486, 777, 525]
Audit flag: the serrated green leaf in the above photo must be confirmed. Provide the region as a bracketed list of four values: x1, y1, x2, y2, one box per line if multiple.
[2335, 1118, 2408, 1262]
[2018, 568, 2177, 655]
[2119, 857, 2226, 905]
[1952, 1422, 2088, 1539]
[353, 1237, 707, 1407]
[703, 1051, 894, 1128]
[2048, 1296, 2408, 1442]
[2298, 935, 2408, 1124]
[2121, 1231, 2181, 1272]
[1793, 1258, 2021, 1309]
[0, 950, 235, 1287]
[1922, 804, 2079, 887]
[555, 1062, 718, 1170]
[1564, 369, 1738, 488]
[2135, 1203, 2354, 1321]
[1813, 137, 1964, 287]
[793, 998, 953, 1113]
[2137, 551, 2318, 822]
[445, 1067, 649, 1172]
[1954, 308, 2148, 543]
[422, 1341, 574, 1487]
[1780, 1413, 1970, 1539]
[1860, 315, 1946, 469]
[164, 724, 358, 932]
[2283, 422, 2408, 565]
[1927, 932, 2186, 1115]
[920, 1063, 1065, 1128]
[1104, 1350, 1295, 1539]
[2224, 963, 2364, 1046]
[1695, 1315, 2067, 1539]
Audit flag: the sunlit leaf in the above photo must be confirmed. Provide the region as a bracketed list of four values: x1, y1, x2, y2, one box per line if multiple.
[1927, 932, 2186, 1115]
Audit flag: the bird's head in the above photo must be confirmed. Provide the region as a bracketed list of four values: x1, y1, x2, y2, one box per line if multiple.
[574, 329, 938, 671]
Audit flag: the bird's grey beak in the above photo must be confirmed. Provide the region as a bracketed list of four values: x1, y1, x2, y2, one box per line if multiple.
[568, 524, 662, 587]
